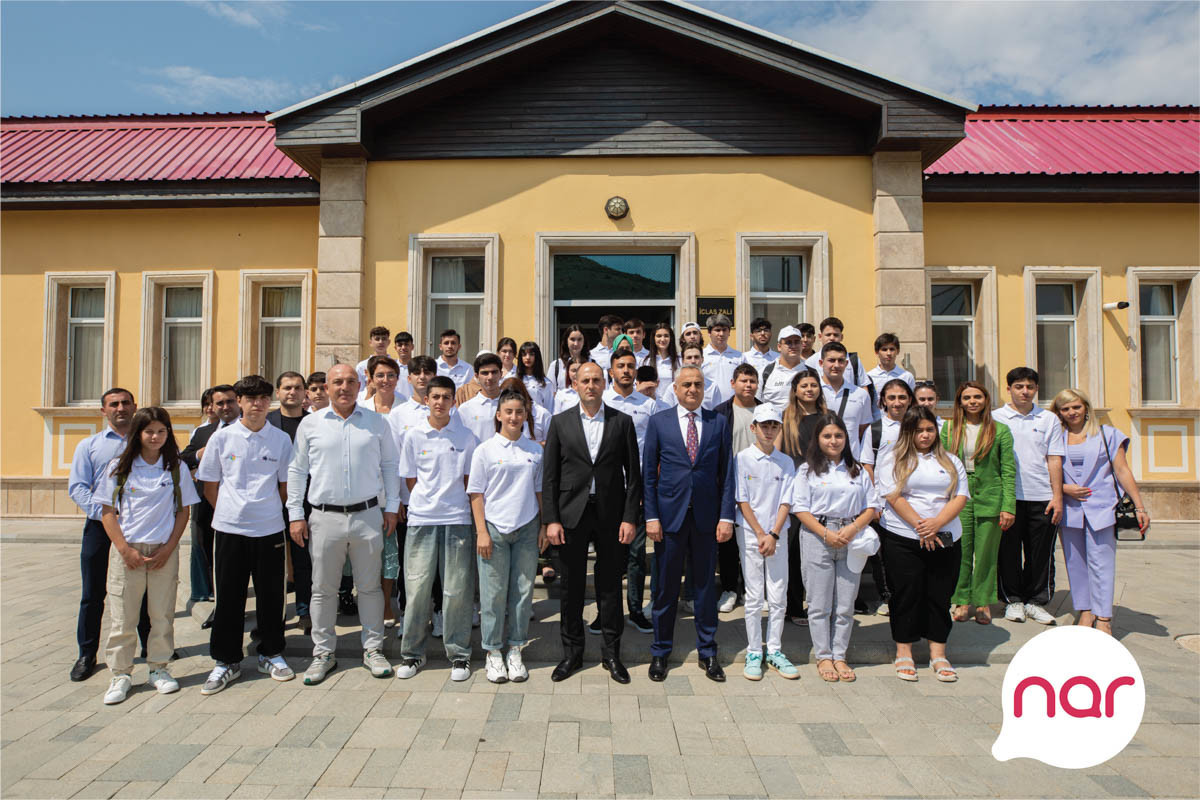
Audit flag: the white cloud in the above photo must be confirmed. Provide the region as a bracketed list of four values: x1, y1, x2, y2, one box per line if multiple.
[139, 66, 343, 110]
[698, 1, 1199, 105]
[185, 0, 288, 31]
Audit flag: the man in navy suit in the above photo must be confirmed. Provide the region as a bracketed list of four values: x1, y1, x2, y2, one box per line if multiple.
[643, 365, 736, 682]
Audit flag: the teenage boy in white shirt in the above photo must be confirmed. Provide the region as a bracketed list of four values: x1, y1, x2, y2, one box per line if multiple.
[701, 313, 745, 407]
[436, 329, 475, 389]
[589, 314, 624, 374]
[197, 375, 295, 694]
[804, 317, 871, 391]
[665, 343, 718, 410]
[866, 333, 915, 421]
[759, 326, 806, 413]
[458, 353, 504, 444]
[992, 367, 1065, 625]
[392, 331, 415, 401]
[356, 326, 391, 388]
[744, 317, 779, 384]
[817, 342, 872, 458]
[622, 318, 652, 365]
[397, 376, 478, 682]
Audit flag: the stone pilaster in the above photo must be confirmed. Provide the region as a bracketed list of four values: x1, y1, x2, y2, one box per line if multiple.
[314, 158, 366, 369]
[873, 151, 929, 379]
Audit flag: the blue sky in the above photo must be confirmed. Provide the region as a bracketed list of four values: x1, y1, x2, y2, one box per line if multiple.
[2, 1, 1196, 117]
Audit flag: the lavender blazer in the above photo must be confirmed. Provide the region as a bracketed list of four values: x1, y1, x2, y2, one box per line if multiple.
[1060, 425, 1130, 530]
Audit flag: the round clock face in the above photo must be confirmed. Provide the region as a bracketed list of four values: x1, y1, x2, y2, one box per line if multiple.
[605, 196, 629, 219]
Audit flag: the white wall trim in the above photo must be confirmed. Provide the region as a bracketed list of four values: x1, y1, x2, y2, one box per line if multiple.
[138, 270, 214, 408]
[1023, 266, 1104, 405]
[407, 233, 500, 355]
[925, 266, 999, 398]
[734, 232, 830, 350]
[1146, 423, 1191, 474]
[238, 269, 314, 378]
[42, 271, 117, 407]
[58, 423, 97, 471]
[1124, 266, 1200, 409]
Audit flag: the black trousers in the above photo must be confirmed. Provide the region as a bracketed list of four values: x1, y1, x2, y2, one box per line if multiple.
[785, 516, 807, 616]
[212, 530, 286, 664]
[998, 499, 1058, 606]
[284, 506, 312, 619]
[717, 536, 743, 596]
[559, 500, 627, 660]
[880, 528, 961, 644]
[190, 499, 215, 601]
[78, 518, 150, 659]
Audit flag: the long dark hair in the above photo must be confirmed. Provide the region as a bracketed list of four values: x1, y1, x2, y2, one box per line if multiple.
[110, 407, 181, 483]
[557, 325, 586, 367]
[518, 341, 547, 386]
[497, 379, 536, 439]
[803, 412, 860, 478]
[651, 322, 678, 376]
[878, 377, 915, 413]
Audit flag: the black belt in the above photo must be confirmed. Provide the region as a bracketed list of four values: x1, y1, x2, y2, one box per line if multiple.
[313, 498, 379, 514]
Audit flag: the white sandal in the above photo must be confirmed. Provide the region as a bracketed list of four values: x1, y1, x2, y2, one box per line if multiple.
[930, 658, 958, 683]
[893, 657, 918, 682]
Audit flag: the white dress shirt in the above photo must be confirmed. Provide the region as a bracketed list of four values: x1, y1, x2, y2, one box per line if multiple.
[553, 388, 580, 415]
[792, 460, 881, 522]
[589, 342, 614, 373]
[759, 359, 805, 413]
[744, 348, 779, 384]
[399, 416, 477, 526]
[603, 386, 661, 458]
[674, 403, 704, 444]
[458, 392, 499, 445]
[467, 434, 543, 533]
[702, 344, 746, 406]
[523, 374, 555, 412]
[734, 445, 796, 533]
[197, 420, 293, 537]
[874, 450, 970, 541]
[820, 377, 873, 457]
[436, 357, 474, 389]
[287, 404, 403, 518]
[992, 404, 1066, 501]
[634, 347, 652, 366]
[858, 416, 903, 466]
[579, 404, 605, 494]
[96, 456, 201, 544]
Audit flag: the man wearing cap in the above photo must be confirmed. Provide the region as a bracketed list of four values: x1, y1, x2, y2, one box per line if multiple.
[759, 326, 807, 413]
[679, 321, 704, 349]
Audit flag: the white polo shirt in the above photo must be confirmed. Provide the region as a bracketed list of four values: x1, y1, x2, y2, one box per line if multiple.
[96, 456, 201, 545]
[603, 386, 661, 458]
[805, 351, 870, 388]
[867, 365, 915, 420]
[458, 392, 499, 445]
[792, 460, 881, 521]
[733, 445, 796, 533]
[467, 434, 543, 533]
[399, 416, 477, 526]
[744, 348, 779, 384]
[197, 420, 293, 537]
[589, 342, 614, 373]
[759, 359, 805, 414]
[531, 403, 552, 444]
[858, 416, 903, 467]
[702, 345, 746, 406]
[523, 375, 555, 412]
[820, 378, 873, 456]
[553, 388, 580, 415]
[436, 357, 474, 389]
[992, 404, 1066, 501]
[874, 450, 969, 541]
[653, 355, 677, 402]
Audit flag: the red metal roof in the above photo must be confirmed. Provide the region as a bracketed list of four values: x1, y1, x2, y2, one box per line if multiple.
[927, 106, 1200, 176]
[0, 112, 309, 183]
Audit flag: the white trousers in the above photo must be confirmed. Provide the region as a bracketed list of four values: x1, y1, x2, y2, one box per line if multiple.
[735, 524, 789, 653]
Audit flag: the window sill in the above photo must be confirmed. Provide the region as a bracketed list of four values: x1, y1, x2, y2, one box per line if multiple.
[1127, 407, 1199, 418]
[33, 406, 106, 417]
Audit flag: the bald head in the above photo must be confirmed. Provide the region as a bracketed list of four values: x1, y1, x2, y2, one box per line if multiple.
[327, 363, 361, 416]
[576, 362, 605, 409]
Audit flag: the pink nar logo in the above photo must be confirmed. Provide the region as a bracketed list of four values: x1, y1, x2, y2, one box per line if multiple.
[1014, 675, 1137, 718]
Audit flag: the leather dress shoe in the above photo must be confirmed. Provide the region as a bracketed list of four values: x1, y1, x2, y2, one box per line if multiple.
[70, 656, 96, 682]
[200, 610, 215, 629]
[601, 657, 630, 684]
[551, 656, 583, 682]
[699, 655, 726, 682]
[648, 655, 669, 682]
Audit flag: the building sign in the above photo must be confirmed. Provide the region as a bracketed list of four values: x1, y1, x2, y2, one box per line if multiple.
[696, 297, 735, 327]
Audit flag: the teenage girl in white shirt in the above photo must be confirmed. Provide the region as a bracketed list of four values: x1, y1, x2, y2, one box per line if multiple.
[649, 322, 680, 403]
[517, 341, 554, 412]
[547, 325, 587, 394]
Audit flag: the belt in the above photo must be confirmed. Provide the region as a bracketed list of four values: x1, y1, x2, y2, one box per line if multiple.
[312, 498, 379, 514]
[816, 515, 854, 527]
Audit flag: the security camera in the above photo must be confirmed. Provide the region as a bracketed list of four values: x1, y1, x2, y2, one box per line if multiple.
[1102, 301, 1131, 311]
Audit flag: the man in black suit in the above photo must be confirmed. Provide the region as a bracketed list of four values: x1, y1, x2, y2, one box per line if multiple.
[543, 361, 642, 684]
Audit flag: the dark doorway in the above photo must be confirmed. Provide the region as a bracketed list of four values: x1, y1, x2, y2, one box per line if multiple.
[553, 306, 674, 354]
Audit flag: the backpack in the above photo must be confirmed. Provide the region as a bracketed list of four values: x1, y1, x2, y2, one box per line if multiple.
[113, 463, 183, 514]
[870, 419, 883, 458]
[849, 352, 877, 410]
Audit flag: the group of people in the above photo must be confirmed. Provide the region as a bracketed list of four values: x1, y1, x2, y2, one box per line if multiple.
[67, 312, 1151, 704]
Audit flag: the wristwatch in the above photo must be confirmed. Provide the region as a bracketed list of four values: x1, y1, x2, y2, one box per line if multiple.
[767, 530, 780, 540]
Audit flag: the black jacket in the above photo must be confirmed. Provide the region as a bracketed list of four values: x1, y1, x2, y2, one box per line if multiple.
[542, 404, 642, 531]
[713, 396, 762, 429]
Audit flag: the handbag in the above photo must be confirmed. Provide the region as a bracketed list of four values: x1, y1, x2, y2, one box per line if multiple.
[1099, 427, 1142, 537]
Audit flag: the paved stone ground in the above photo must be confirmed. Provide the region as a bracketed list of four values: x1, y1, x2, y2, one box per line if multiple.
[1, 530, 1197, 799]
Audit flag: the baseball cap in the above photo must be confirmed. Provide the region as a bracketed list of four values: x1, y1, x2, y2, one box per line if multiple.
[777, 325, 802, 342]
[681, 321, 701, 334]
[846, 528, 881, 574]
[752, 404, 783, 425]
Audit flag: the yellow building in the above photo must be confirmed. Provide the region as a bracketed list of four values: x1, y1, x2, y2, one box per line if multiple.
[2, 1, 1197, 520]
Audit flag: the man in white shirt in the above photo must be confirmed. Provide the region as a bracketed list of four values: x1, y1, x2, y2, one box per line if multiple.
[397, 376, 479, 682]
[356, 325, 391, 388]
[589, 313, 624, 374]
[701, 314, 745, 407]
[866, 333, 915, 421]
[804, 316, 870, 390]
[622, 318, 652, 365]
[391, 331, 414, 401]
[287, 364, 402, 685]
[436, 329, 475, 389]
[759, 326, 806, 413]
[817, 342, 872, 458]
[198, 375, 295, 694]
[458, 353, 504, 444]
[992, 367, 1065, 625]
[743, 316, 778, 384]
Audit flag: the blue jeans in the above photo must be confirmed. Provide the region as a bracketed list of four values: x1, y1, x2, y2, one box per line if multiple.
[401, 524, 475, 661]
[477, 518, 539, 651]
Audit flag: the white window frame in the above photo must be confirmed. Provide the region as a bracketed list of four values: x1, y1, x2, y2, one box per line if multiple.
[1024, 267, 1103, 406]
[42, 272, 116, 408]
[140, 271, 214, 408]
[1137, 283, 1178, 405]
[238, 270, 313, 379]
[735, 233, 830, 351]
[925, 266, 999, 399]
[1126, 267, 1199, 409]
[408, 234, 498, 356]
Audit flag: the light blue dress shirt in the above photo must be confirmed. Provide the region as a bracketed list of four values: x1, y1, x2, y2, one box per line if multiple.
[68, 426, 128, 520]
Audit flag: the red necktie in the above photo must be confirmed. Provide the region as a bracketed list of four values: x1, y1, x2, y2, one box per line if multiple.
[686, 412, 698, 464]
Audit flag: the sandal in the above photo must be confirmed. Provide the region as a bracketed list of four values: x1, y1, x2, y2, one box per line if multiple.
[952, 605, 970, 623]
[833, 661, 856, 683]
[893, 657, 918, 682]
[1077, 611, 1097, 628]
[1095, 617, 1113, 635]
[974, 606, 992, 625]
[817, 659, 839, 682]
[930, 658, 958, 683]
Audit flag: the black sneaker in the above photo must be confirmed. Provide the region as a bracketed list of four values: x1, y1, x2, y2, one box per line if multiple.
[627, 611, 653, 634]
[587, 617, 603, 635]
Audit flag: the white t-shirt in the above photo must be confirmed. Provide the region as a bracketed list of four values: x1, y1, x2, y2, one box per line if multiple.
[196, 421, 293, 537]
[399, 417, 477, 526]
[458, 393, 499, 445]
[466, 434, 543, 533]
[874, 450, 970, 541]
[603, 387, 661, 458]
[386, 397, 431, 505]
[992, 405, 1066, 501]
[858, 416, 903, 467]
[436, 357, 474, 389]
[702, 345, 746, 407]
[759, 359, 805, 414]
[792, 460, 881, 522]
[531, 403, 552, 444]
[733, 445, 796, 533]
[589, 343, 614, 374]
[96, 456, 201, 544]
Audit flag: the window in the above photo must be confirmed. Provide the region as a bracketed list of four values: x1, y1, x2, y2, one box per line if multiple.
[1139, 283, 1178, 404]
[1035, 283, 1077, 400]
[260, 286, 302, 381]
[408, 234, 499, 362]
[930, 283, 975, 394]
[139, 271, 213, 407]
[427, 256, 485, 363]
[42, 272, 116, 408]
[67, 287, 105, 404]
[161, 287, 203, 403]
[750, 254, 807, 328]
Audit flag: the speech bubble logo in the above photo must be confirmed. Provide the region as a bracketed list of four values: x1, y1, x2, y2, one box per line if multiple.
[992, 626, 1144, 769]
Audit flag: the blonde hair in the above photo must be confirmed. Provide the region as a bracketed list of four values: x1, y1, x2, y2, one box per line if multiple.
[1050, 387, 1101, 437]
[886, 407, 958, 502]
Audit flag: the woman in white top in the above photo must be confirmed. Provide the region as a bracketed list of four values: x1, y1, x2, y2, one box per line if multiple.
[96, 407, 201, 704]
[874, 406, 969, 683]
[467, 390, 547, 684]
[517, 341, 555, 412]
[500, 377, 551, 446]
[793, 413, 882, 683]
[650, 322, 679, 402]
[363, 355, 401, 415]
[913, 381, 946, 431]
[497, 337, 519, 381]
[552, 355, 588, 414]
[547, 325, 587, 394]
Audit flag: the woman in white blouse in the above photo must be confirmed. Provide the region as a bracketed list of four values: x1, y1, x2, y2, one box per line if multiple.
[547, 325, 587, 394]
[874, 406, 969, 683]
[517, 341, 555, 412]
[650, 322, 679, 402]
[467, 389, 548, 684]
[793, 413, 882, 683]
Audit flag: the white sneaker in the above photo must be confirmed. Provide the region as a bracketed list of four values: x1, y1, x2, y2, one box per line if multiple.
[473, 603, 481, 628]
[201, 663, 241, 695]
[258, 654, 295, 682]
[718, 591, 737, 613]
[103, 674, 132, 705]
[1024, 603, 1056, 625]
[431, 611, 444, 638]
[1004, 603, 1027, 622]
[303, 653, 337, 685]
[395, 657, 424, 679]
[485, 651, 508, 684]
[505, 647, 528, 682]
[148, 668, 179, 694]
[449, 659, 471, 682]
[363, 649, 394, 678]
[876, 602, 890, 617]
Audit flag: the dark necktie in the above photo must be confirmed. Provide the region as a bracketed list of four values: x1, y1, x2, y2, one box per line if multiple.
[686, 412, 698, 464]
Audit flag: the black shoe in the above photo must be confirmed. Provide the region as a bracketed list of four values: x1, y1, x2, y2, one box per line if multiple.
[626, 611, 653, 634]
[170, 650, 180, 662]
[139, 647, 147, 659]
[299, 615, 312, 635]
[249, 627, 260, 640]
[601, 657, 630, 684]
[201, 610, 215, 629]
[854, 599, 869, 615]
[338, 591, 359, 617]
[551, 656, 583, 682]
[699, 655, 726, 682]
[69, 656, 96, 682]
[586, 617, 602, 635]
[648, 655, 669, 682]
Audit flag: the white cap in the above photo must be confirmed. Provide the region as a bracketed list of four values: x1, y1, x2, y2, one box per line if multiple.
[777, 325, 802, 341]
[681, 321, 701, 333]
[846, 528, 881, 574]
[752, 404, 783, 425]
